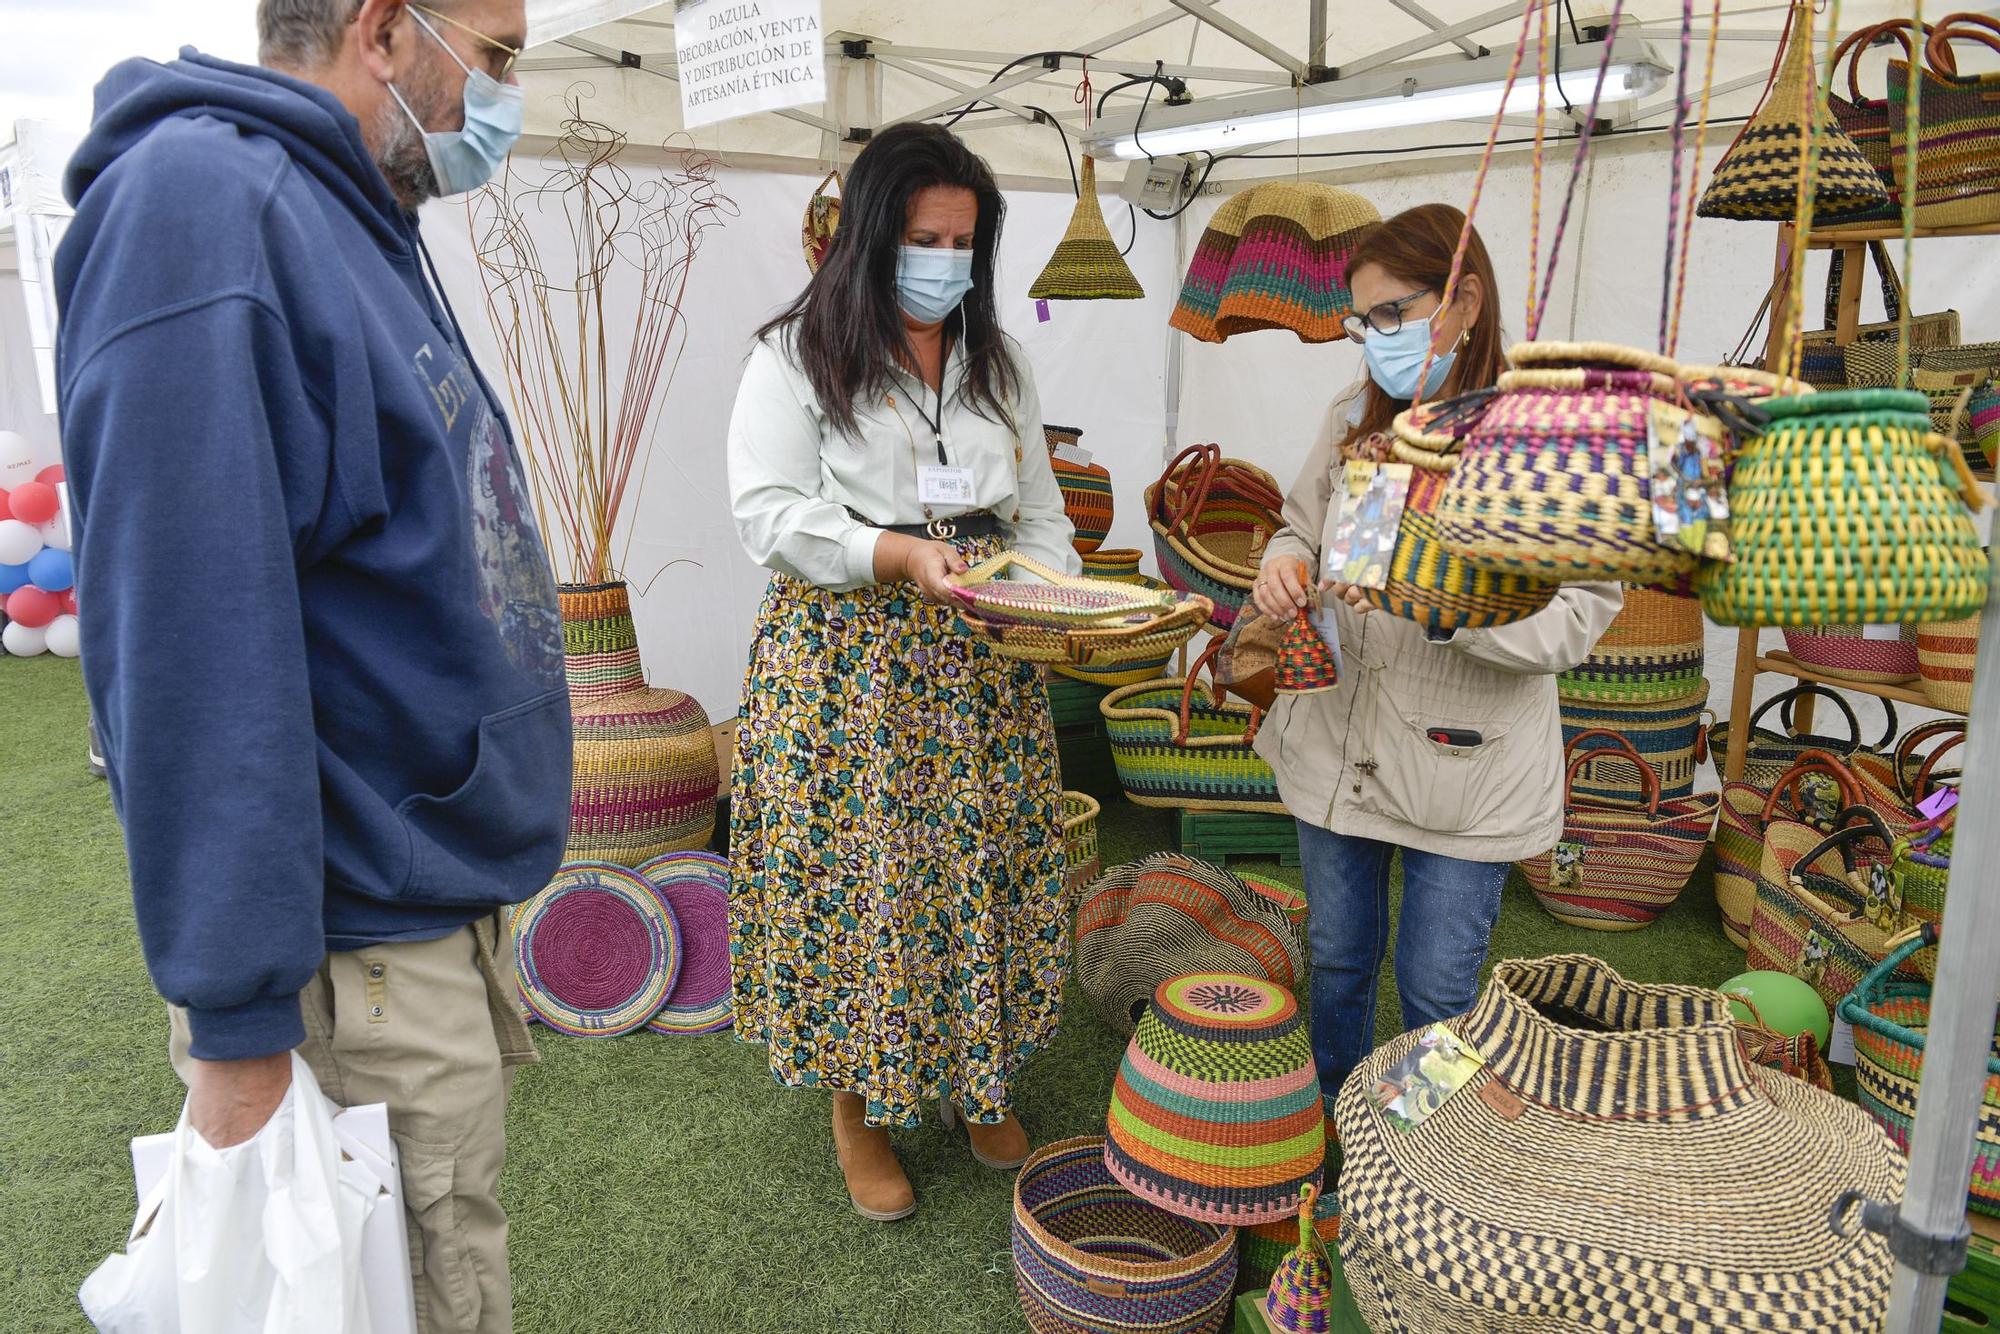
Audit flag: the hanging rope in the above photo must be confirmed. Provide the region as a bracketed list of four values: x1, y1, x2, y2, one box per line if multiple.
[1898, 0, 1924, 388]
[1658, 0, 1694, 354]
[1530, 0, 1632, 339]
[1526, 0, 1553, 335]
[1666, 0, 1726, 358]
[1777, 0, 1841, 381]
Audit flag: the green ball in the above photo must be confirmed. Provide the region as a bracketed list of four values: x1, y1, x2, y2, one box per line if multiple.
[1720, 971, 1831, 1050]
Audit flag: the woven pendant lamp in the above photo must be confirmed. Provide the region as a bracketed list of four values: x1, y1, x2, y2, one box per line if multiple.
[1697, 0, 1891, 221]
[1170, 182, 1379, 343]
[1106, 972, 1323, 1227]
[1028, 156, 1144, 301]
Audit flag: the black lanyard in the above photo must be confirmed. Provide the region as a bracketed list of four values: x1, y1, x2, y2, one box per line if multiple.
[905, 343, 952, 466]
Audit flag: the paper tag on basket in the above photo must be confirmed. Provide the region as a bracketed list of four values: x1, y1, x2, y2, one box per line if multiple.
[1918, 788, 1960, 821]
[1328, 461, 1410, 590]
[1371, 1023, 1485, 1132]
[1829, 1015, 1857, 1067]
[1860, 623, 1906, 642]
[1647, 403, 1733, 561]
[917, 465, 977, 507]
[1052, 441, 1094, 468]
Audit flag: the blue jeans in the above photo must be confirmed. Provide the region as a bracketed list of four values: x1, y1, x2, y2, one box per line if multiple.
[1297, 822, 1508, 1106]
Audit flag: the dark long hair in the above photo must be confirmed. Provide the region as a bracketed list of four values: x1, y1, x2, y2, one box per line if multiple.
[758, 123, 1019, 436]
[1340, 203, 1507, 449]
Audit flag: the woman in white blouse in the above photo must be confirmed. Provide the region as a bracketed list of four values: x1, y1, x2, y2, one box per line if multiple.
[726, 122, 1078, 1222]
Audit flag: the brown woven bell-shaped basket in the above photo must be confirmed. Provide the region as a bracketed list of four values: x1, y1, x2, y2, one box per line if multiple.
[1698, 0, 1893, 222]
[1029, 156, 1144, 301]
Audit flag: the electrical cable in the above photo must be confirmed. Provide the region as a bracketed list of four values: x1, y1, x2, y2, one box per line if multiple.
[1047, 114, 1079, 197]
[940, 50, 1091, 126]
[1119, 202, 1138, 256]
[1563, 0, 1584, 44]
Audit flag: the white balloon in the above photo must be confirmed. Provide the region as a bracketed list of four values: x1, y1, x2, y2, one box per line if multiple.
[2, 618, 47, 656]
[0, 519, 41, 566]
[0, 431, 32, 486]
[36, 518, 70, 553]
[43, 613, 79, 657]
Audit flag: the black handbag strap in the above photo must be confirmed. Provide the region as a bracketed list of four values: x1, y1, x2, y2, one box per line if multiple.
[1822, 241, 1904, 330]
[1750, 683, 1863, 748]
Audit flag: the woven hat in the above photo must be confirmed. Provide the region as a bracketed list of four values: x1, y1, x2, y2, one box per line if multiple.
[1029, 157, 1144, 301]
[1264, 1183, 1335, 1333]
[1697, 0, 1891, 222]
[1106, 973, 1324, 1227]
[515, 862, 682, 1037]
[1170, 182, 1379, 344]
[1335, 954, 1903, 1333]
[1273, 611, 1339, 696]
[636, 850, 733, 1035]
[1076, 853, 1305, 1034]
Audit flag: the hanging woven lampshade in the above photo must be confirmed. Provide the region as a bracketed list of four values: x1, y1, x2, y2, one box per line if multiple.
[1028, 156, 1144, 301]
[1170, 182, 1380, 343]
[1106, 972, 1324, 1227]
[1697, 0, 1891, 222]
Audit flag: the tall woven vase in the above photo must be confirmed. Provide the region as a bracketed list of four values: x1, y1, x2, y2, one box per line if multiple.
[559, 582, 718, 867]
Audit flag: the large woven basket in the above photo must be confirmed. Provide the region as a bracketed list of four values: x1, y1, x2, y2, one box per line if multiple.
[1557, 585, 1705, 704]
[1699, 390, 1989, 627]
[1106, 973, 1323, 1227]
[1336, 955, 1902, 1334]
[1706, 683, 1893, 793]
[1147, 445, 1285, 631]
[1169, 182, 1380, 344]
[1826, 20, 1932, 224]
[1028, 156, 1146, 301]
[1558, 680, 1709, 806]
[1100, 642, 1286, 814]
[1013, 1136, 1237, 1334]
[1918, 612, 1979, 712]
[1713, 748, 1857, 949]
[1888, 18, 2000, 229]
[1047, 424, 1114, 556]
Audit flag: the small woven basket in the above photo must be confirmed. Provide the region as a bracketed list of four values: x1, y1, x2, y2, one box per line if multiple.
[1917, 612, 1979, 712]
[1047, 424, 1115, 556]
[1558, 680, 1710, 806]
[1081, 548, 1146, 584]
[1147, 445, 1285, 631]
[1028, 156, 1146, 301]
[1557, 585, 1706, 704]
[1061, 791, 1102, 897]
[1013, 1136, 1237, 1334]
[1240, 1188, 1341, 1292]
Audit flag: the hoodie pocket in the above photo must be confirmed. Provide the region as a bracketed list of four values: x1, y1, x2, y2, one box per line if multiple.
[397, 690, 572, 904]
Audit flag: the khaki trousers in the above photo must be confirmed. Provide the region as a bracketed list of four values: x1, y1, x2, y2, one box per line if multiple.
[169, 911, 536, 1334]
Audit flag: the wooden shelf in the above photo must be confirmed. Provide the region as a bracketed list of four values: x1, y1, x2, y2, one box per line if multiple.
[1755, 650, 1960, 712]
[1807, 220, 2000, 245]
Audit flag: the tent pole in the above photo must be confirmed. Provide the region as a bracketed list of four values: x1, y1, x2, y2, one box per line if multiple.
[1308, 0, 1329, 79]
[1881, 551, 2000, 1331]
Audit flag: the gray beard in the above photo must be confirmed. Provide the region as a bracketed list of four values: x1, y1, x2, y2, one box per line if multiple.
[372, 75, 447, 211]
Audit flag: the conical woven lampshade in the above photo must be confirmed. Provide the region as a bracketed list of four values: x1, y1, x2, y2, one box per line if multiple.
[1171, 182, 1380, 343]
[1697, 0, 1891, 221]
[1274, 611, 1339, 696]
[1106, 972, 1323, 1226]
[1029, 156, 1144, 301]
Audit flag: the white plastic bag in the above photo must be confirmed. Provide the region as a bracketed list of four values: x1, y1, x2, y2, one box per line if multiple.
[80, 1052, 380, 1333]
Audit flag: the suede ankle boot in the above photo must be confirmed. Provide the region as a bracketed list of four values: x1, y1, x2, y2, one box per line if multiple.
[831, 1092, 916, 1220]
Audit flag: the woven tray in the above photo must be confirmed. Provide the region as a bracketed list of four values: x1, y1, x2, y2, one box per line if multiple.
[948, 551, 1179, 628]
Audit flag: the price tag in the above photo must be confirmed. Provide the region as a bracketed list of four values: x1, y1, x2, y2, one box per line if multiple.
[1829, 1015, 1857, 1067]
[1052, 441, 1094, 467]
[1917, 788, 1960, 821]
[917, 465, 977, 507]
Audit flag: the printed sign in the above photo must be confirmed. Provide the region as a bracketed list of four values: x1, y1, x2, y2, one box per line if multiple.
[675, 0, 826, 130]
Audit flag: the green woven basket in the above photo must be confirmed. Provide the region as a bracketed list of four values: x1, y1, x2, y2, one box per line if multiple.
[1100, 641, 1286, 814]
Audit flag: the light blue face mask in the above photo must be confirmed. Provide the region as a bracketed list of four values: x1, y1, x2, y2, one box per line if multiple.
[1361, 313, 1457, 401]
[894, 245, 976, 324]
[385, 8, 523, 198]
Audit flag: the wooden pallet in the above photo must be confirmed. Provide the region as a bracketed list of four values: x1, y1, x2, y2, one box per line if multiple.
[1177, 809, 1301, 867]
[1946, 1219, 2000, 1333]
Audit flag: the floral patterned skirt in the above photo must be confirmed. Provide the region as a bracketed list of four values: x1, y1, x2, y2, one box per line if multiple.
[729, 543, 1069, 1129]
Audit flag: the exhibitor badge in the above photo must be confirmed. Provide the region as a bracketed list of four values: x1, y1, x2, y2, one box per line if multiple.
[675, 0, 827, 130]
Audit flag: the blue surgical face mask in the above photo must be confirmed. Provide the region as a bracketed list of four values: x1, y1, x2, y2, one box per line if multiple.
[895, 245, 976, 324]
[1361, 313, 1457, 400]
[385, 8, 523, 198]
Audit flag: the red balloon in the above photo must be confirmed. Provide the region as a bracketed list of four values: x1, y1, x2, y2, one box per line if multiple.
[0, 486, 9, 521]
[61, 589, 78, 616]
[34, 464, 64, 486]
[8, 481, 56, 526]
[6, 586, 60, 628]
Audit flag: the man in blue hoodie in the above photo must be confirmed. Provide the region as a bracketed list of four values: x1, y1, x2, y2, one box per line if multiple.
[56, 2, 568, 1329]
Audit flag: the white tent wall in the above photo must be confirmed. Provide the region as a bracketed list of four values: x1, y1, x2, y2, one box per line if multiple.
[0, 271, 61, 469]
[418, 159, 1180, 720]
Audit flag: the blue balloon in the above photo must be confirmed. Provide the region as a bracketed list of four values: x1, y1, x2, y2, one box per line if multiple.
[0, 562, 28, 595]
[27, 547, 72, 593]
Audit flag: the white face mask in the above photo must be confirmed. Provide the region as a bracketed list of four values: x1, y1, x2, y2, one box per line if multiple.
[382, 8, 523, 197]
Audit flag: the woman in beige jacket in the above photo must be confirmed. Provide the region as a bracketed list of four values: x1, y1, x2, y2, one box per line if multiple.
[1249, 204, 1621, 1109]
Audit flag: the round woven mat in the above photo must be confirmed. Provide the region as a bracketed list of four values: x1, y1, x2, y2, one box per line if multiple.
[516, 862, 681, 1037]
[637, 850, 734, 1035]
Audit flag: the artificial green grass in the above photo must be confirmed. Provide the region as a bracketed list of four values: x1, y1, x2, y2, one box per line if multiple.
[2, 658, 1755, 1332]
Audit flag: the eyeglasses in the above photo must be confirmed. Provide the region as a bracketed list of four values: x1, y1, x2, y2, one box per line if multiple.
[1340, 288, 1435, 341]
[411, 3, 522, 80]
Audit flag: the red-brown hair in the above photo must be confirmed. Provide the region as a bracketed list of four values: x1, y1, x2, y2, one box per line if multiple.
[1338, 203, 1507, 451]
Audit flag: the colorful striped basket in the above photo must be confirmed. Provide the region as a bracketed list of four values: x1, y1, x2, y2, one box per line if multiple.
[1047, 424, 1115, 556]
[634, 850, 733, 1035]
[1706, 684, 1892, 794]
[1240, 1186, 1340, 1292]
[1698, 390, 1989, 627]
[1013, 1136, 1237, 1334]
[1147, 445, 1285, 631]
[515, 862, 681, 1037]
[559, 580, 647, 704]
[1080, 547, 1145, 584]
[1842, 929, 2000, 1217]
[1888, 18, 2000, 229]
[1050, 575, 1191, 688]
[1918, 612, 1980, 712]
[1100, 641, 1287, 814]
[1106, 973, 1323, 1227]
[1714, 749, 1857, 950]
[1826, 19, 1933, 224]
[1558, 680, 1709, 806]
[1029, 156, 1146, 301]
[1062, 791, 1102, 898]
[1557, 585, 1705, 704]
[1264, 1183, 1336, 1333]
[1075, 853, 1305, 1035]
[1781, 624, 1921, 685]
[1169, 182, 1379, 344]
[1520, 730, 1720, 931]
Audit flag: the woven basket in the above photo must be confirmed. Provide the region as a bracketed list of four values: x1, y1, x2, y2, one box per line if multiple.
[1437, 350, 1700, 584]
[801, 170, 840, 273]
[1101, 641, 1286, 814]
[1049, 577, 1194, 688]
[568, 687, 718, 866]
[560, 580, 647, 704]
[1918, 612, 1980, 711]
[1558, 680, 1709, 805]
[1081, 548, 1145, 583]
[1827, 20, 1933, 224]
[1714, 749, 1858, 950]
[1169, 182, 1380, 344]
[634, 850, 733, 1035]
[1147, 446, 1285, 631]
[1888, 18, 2000, 229]
[1842, 930, 2000, 1217]
[1697, 0, 1893, 222]
[1047, 424, 1115, 556]
[1062, 791, 1102, 897]
[1781, 624, 1921, 684]
[1360, 404, 1557, 631]
[1733, 995, 1836, 1092]
[515, 862, 682, 1037]
[1075, 852, 1305, 1036]
[1336, 955, 1902, 1334]
[1706, 683, 1892, 792]
[1240, 1188, 1341, 1292]
[1700, 390, 1990, 627]
[1792, 244, 1961, 390]
[1520, 729, 1720, 931]
[1029, 156, 1145, 301]
[1014, 1137, 1237, 1334]
[1557, 586, 1705, 704]
[1106, 973, 1323, 1227]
